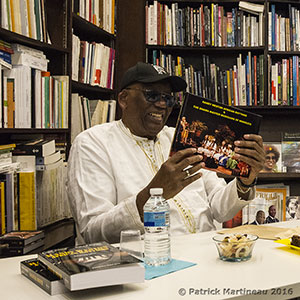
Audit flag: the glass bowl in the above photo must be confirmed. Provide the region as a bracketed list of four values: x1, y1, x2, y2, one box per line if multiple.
[213, 233, 258, 262]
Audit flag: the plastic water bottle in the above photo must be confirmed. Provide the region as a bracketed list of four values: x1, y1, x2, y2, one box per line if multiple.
[143, 188, 171, 266]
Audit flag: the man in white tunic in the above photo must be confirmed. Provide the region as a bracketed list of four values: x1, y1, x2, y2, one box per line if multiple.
[67, 62, 265, 244]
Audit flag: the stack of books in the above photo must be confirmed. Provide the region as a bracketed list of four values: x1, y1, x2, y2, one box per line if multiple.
[20, 241, 145, 295]
[0, 230, 44, 256]
[12, 138, 62, 171]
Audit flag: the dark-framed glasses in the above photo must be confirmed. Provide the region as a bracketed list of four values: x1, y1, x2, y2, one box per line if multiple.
[125, 88, 177, 107]
[265, 155, 276, 161]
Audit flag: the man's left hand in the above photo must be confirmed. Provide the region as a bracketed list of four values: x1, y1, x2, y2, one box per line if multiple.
[234, 134, 265, 185]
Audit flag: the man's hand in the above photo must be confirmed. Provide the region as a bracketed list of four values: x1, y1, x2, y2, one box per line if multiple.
[234, 134, 265, 186]
[136, 148, 204, 218]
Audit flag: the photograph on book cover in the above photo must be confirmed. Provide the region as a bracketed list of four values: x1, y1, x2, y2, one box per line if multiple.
[281, 132, 300, 173]
[170, 93, 262, 178]
[286, 196, 300, 221]
[260, 142, 282, 173]
[243, 187, 287, 225]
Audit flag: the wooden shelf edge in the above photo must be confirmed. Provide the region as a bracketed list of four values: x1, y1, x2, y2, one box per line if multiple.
[72, 13, 116, 40]
[0, 28, 69, 53]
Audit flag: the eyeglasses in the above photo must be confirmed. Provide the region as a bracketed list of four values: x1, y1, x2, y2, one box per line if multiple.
[125, 88, 177, 107]
[266, 155, 276, 161]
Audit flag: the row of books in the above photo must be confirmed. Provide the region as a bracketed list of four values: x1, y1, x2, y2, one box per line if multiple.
[71, 94, 116, 143]
[0, 140, 71, 234]
[145, 1, 264, 47]
[269, 56, 300, 107]
[0, 41, 69, 129]
[268, 4, 300, 52]
[73, 0, 116, 35]
[151, 50, 264, 107]
[72, 34, 115, 89]
[1, 0, 49, 43]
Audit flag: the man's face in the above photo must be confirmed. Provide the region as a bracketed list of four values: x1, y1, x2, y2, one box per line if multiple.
[119, 82, 173, 139]
[256, 211, 265, 224]
[269, 206, 276, 217]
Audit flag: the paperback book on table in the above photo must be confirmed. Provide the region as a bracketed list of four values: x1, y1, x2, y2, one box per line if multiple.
[170, 93, 262, 178]
[20, 258, 68, 295]
[37, 241, 145, 291]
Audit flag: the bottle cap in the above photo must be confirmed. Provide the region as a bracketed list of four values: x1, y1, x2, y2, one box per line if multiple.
[150, 188, 163, 195]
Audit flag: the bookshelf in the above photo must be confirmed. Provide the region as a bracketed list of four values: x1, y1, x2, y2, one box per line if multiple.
[0, 0, 117, 249]
[116, 0, 300, 195]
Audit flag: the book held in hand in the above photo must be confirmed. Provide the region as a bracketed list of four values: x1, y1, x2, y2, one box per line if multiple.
[170, 93, 262, 178]
[38, 241, 145, 291]
[20, 258, 68, 295]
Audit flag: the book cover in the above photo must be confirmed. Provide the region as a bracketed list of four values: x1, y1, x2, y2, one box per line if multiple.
[170, 93, 262, 178]
[38, 241, 145, 291]
[20, 258, 68, 295]
[243, 186, 288, 224]
[0, 230, 44, 246]
[281, 132, 300, 173]
[286, 196, 300, 221]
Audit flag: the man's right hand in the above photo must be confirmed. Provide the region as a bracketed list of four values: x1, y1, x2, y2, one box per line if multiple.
[136, 148, 205, 218]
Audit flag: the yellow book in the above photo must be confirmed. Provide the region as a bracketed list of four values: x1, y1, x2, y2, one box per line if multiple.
[0, 181, 5, 234]
[9, 0, 16, 32]
[19, 172, 36, 230]
[111, 0, 115, 34]
[26, 0, 32, 37]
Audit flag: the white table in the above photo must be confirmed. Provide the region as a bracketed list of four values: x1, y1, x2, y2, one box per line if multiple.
[1, 220, 300, 300]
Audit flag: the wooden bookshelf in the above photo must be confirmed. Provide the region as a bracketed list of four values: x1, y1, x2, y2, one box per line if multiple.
[116, 0, 300, 195]
[0, 0, 117, 252]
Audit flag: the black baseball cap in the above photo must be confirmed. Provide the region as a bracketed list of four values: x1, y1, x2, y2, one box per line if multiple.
[120, 62, 187, 92]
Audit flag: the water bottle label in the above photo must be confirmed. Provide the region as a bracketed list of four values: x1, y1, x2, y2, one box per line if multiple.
[144, 211, 167, 226]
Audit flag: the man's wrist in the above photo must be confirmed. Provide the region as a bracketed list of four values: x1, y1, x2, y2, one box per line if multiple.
[237, 177, 258, 188]
[236, 177, 257, 194]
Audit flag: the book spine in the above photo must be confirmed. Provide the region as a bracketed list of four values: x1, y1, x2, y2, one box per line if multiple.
[38, 255, 70, 290]
[18, 172, 36, 231]
[20, 263, 53, 295]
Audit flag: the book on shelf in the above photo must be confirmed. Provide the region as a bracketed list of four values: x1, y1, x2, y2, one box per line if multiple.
[20, 258, 69, 295]
[170, 93, 262, 178]
[13, 139, 56, 157]
[286, 196, 300, 221]
[238, 1, 264, 15]
[2, 238, 44, 255]
[36, 158, 63, 171]
[242, 185, 289, 225]
[0, 230, 44, 247]
[38, 242, 145, 291]
[260, 142, 282, 173]
[281, 132, 300, 173]
[36, 151, 61, 165]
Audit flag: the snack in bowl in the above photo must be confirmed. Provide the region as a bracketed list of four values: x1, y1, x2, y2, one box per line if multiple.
[213, 233, 258, 262]
[291, 235, 300, 248]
